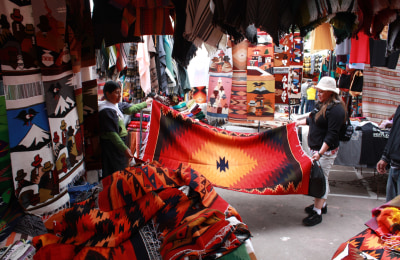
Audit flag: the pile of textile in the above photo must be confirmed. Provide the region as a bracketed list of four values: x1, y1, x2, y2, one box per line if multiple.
[31, 161, 254, 259]
[332, 196, 400, 260]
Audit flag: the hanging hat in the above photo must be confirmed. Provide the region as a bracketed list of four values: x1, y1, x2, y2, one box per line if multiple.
[15, 169, 27, 181]
[10, 9, 23, 22]
[31, 154, 43, 167]
[42, 161, 54, 172]
[60, 120, 66, 130]
[315, 76, 339, 94]
[37, 15, 52, 32]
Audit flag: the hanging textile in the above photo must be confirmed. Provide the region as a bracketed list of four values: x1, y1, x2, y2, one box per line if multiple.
[0, 83, 25, 241]
[362, 60, 400, 123]
[0, 0, 93, 216]
[228, 70, 248, 122]
[207, 48, 233, 122]
[142, 101, 313, 195]
[310, 23, 336, 51]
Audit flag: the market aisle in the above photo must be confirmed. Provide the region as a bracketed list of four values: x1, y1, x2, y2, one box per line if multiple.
[215, 165, 386, 260]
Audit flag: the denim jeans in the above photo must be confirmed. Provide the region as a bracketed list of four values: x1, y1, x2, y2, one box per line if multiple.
[386, 167, 400, 202]
[300, 96, 308, 114]
[306, 100, 315, 113]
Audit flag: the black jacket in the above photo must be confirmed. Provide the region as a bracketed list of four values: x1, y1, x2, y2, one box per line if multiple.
[381, 105, 400, 167]
[306, 102, 346, 151]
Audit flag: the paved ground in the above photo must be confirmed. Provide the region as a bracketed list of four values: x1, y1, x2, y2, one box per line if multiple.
[215, 165, 387, 260]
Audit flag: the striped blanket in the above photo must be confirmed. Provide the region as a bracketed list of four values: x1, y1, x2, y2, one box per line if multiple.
[362, 60, 400, 123]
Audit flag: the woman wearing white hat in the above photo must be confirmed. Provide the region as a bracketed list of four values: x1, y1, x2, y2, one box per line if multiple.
[296, 76, 346, 226]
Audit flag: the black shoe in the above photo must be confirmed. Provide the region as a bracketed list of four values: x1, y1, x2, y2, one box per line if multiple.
[303, 211, 322, 226]
[304, 204, 327, 215]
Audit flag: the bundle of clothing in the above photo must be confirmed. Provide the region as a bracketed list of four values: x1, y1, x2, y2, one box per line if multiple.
[31, 161, 253, 259]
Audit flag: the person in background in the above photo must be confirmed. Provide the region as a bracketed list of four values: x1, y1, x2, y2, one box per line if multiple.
[306, 82, 316, 113]
[98, 81, 153, 179]
[296, 76, 346, 226]
[300, 79, 311, 114]
[376, 105, 400, 202]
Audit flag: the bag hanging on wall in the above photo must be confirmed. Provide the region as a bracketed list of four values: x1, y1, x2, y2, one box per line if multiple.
[308, 161, 326, 198]
[349, 70, 363, 97]
[338, 73, 351, 91]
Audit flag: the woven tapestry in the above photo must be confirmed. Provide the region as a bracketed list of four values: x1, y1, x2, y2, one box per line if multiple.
[0, 0, 93, 216]
[228, 70, 249, 123]
[362, 60, 400, 123]
[32, 161, 250, 259]
[246, 72, 275, 121]
[142, 101, 313, 195]
[207, 48, 233, 120]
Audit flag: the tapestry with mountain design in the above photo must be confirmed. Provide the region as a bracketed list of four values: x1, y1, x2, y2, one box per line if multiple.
[32, 161, 251, 259]
[0, 0, 94, 216]
[142, 101, 313, 195]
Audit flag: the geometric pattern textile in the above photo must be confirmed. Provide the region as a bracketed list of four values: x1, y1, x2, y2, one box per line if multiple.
[32, 161, 251, 259]
[142, 101, 313, 195]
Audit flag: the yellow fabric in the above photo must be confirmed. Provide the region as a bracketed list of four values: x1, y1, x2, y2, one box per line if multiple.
[307, 87, 316, 100]
[310, 23, 336, 51]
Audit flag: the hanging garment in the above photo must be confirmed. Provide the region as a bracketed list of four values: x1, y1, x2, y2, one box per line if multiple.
[369, 38, 400, 70]
[349, 30, 370, 65]
[310, 23, 336, 51]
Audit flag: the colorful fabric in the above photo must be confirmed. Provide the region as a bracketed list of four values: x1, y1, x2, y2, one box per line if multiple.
[142, 101, 313, 195]
[332, 196, 400, 260]
[0, 1, 91, 216]
[246, 74, 275, 121]
[228, 70, 249, 122]
[274, 69, 290, 104]
[32, 161, 250, 259]
[207, 48, 233, 120]
[362, 60, 400, 123]
[192, 86, 207, 104]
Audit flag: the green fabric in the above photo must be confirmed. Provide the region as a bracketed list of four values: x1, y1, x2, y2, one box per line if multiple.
[123, 102, 147, 114]
[102, 132, 128, 152]
[218, 243, 251, 260]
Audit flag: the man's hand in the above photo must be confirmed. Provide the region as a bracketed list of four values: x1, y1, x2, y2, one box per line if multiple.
[124, 148, 134, 159]
[377, 159, 388, 174]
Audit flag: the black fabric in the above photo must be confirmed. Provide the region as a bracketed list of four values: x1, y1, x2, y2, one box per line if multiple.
[338, 73, 351, 90]
[387, 16, 400, 56]
[358, 123, 390, 167]
[171, 0, 198, 68]
[370, 38, 400, 70]
[308, 161, 326, 198]
[100, 138, 128, 178]
[92, 0, 142, 48]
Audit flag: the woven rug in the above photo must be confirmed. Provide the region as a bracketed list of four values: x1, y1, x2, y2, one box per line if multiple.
[207, 48, 233, 120]
[142, 101, 313, 195]
[228, 70, 249, 122]
[0, 1, 91, 216]
[362, 61, 400, 123]
[32, 161, 250, 259]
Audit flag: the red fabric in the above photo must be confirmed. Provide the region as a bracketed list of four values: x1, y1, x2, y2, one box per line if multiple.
[143, 101, 313, 195]
[349, 31, 371, 64]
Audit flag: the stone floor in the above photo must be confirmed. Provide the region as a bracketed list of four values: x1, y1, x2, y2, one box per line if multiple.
[215, 165, 387, 260]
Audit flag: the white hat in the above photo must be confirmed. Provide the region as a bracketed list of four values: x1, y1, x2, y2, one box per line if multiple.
[316, 76, 339, 94]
